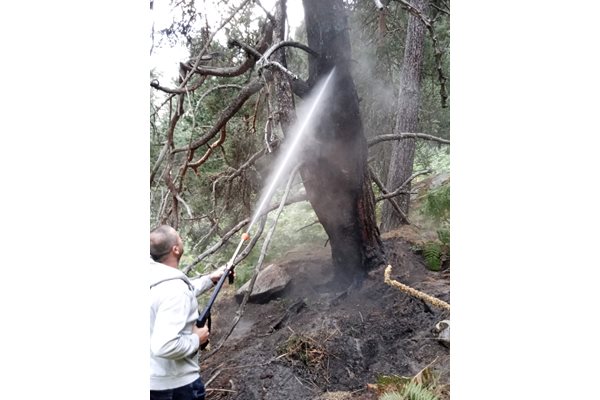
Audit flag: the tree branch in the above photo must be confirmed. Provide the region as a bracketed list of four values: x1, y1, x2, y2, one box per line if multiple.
[259, 40, 319, 63]
[178, 0, 253, 89]
[172, 79, 265, 154]
[378, 169, 432, 201]
[181, 191, 307, 274]
[368, 132, 450, 147]
[369, 166, 410, 224]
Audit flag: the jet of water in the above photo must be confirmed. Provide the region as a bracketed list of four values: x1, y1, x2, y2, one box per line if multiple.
[247, 67, 337, 232]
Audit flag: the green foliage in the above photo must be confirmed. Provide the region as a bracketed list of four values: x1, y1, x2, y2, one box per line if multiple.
[376, 372, 441, 400]
[421, 184, 449, 224]
[422, 242, 443, 271]
[418, 182, 450, 271]
[380, 393, 404, 400]
[401, 382, 439, 400]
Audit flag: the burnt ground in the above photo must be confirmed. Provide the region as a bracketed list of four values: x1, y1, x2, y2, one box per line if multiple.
[200, 234, 450, 400]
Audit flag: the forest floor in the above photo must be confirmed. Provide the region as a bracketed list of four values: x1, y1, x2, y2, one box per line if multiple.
[199, 227, 450, 400]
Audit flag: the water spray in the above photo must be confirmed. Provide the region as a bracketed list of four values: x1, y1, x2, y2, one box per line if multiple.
[195, 68, 337, 349]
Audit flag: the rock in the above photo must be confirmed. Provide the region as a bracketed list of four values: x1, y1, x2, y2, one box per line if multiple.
[235, 264, 291, 304]
[435, 319, 450, 347]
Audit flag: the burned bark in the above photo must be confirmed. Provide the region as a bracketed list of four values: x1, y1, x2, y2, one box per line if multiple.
[300, 0, 385, 276]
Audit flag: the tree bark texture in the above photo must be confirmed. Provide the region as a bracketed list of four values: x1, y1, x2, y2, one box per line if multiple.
[300, 0, 385, 275]
[271, 0, 297, 133]
[380, 0, 428, 231]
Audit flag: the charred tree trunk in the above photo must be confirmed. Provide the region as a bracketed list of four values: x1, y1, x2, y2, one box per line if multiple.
[380, 0, 428, 231]
[300, 0, 385, 277]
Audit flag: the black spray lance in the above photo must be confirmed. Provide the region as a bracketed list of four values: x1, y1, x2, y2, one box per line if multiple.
[196, 231, 250, 350]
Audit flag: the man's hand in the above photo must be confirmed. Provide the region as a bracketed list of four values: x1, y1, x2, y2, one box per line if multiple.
[209, 265, 234, 284]
[193, 324, 209, 345]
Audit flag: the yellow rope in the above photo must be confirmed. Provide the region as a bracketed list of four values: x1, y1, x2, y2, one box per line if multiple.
[384, 265, 450, 312]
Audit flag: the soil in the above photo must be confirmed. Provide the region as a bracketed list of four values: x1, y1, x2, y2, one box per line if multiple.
[200, 234, 450, 400]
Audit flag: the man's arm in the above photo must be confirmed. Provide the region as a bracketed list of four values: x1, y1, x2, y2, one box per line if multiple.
[190, 265, 229, 296]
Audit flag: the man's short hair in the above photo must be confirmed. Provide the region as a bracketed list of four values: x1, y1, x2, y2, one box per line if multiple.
[150, 225, 178, 262]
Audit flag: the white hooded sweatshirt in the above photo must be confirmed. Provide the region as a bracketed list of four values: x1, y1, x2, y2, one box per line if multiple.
[149, 259, 214, 390]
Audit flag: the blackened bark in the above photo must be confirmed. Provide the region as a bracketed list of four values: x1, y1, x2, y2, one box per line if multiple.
[380, 0, 428, 231]
[300, 0, 385, 275]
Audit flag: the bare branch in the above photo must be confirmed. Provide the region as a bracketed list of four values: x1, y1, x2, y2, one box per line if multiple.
[188, 125, 227, 173]
[228, 38, 264, 59]
[259, 40, 319, 62]
[178, 0, 253, 89]
[368, 132, 450, 147]
[175, 193, 193, 218]
[378, 169, 432, 201]
[369, 166, 410, 224]
[430, 3, 449, 16]
[172, 79, 265, 154]
[258, 60, 298, 80]
[150, 76, 206, 94]
[181, 218, 248, 274]
[181, 191, 307, 274]
[150, 142, 169, 186]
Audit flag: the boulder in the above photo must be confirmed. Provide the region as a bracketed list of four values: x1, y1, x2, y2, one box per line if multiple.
[235, 263, 291, 304]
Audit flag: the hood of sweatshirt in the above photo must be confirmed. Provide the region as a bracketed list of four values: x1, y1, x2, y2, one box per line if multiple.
[149, 258, 192, 288]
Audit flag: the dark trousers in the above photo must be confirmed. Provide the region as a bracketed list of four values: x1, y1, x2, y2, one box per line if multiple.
[150, 376, 205, 400]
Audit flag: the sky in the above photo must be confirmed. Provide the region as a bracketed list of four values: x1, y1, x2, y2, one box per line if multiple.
[150, 0, 305, 84]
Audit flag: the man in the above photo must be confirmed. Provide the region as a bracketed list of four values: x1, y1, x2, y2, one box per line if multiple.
[150, 225, 228, 400]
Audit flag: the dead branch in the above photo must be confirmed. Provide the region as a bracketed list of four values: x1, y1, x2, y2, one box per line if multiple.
[369, 166, 410, 224]
[368, 132, 450, 147]
[178, 0, 253, 89]
[259, 60, 299, 80]
[227, 38, 264, 59]
[207, 165, 301, 356]
[181, 191, 307, 274]
[377, 169, 432, 201]
[181, 218, 249, 275]
[150, 141, 169, 186]
[150, 76, 206, 94]
[384, 264, 450, 311]
[188, 125, 227, 173]
[256, 41, 318, 81]
[259, 40, 319, 63]
[430, 2, 449, 15]
[213, 138, 280, 192]
[295, 220, 321, 232]
[172, 79, 264, 155]
[175, 193, 193, 218]
[150, 16, 272, 118]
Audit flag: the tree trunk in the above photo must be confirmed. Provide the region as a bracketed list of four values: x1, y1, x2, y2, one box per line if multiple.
[271, 0, 296, 134]
[299, 0, 385, 277]
[380, 0, 428, 231]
